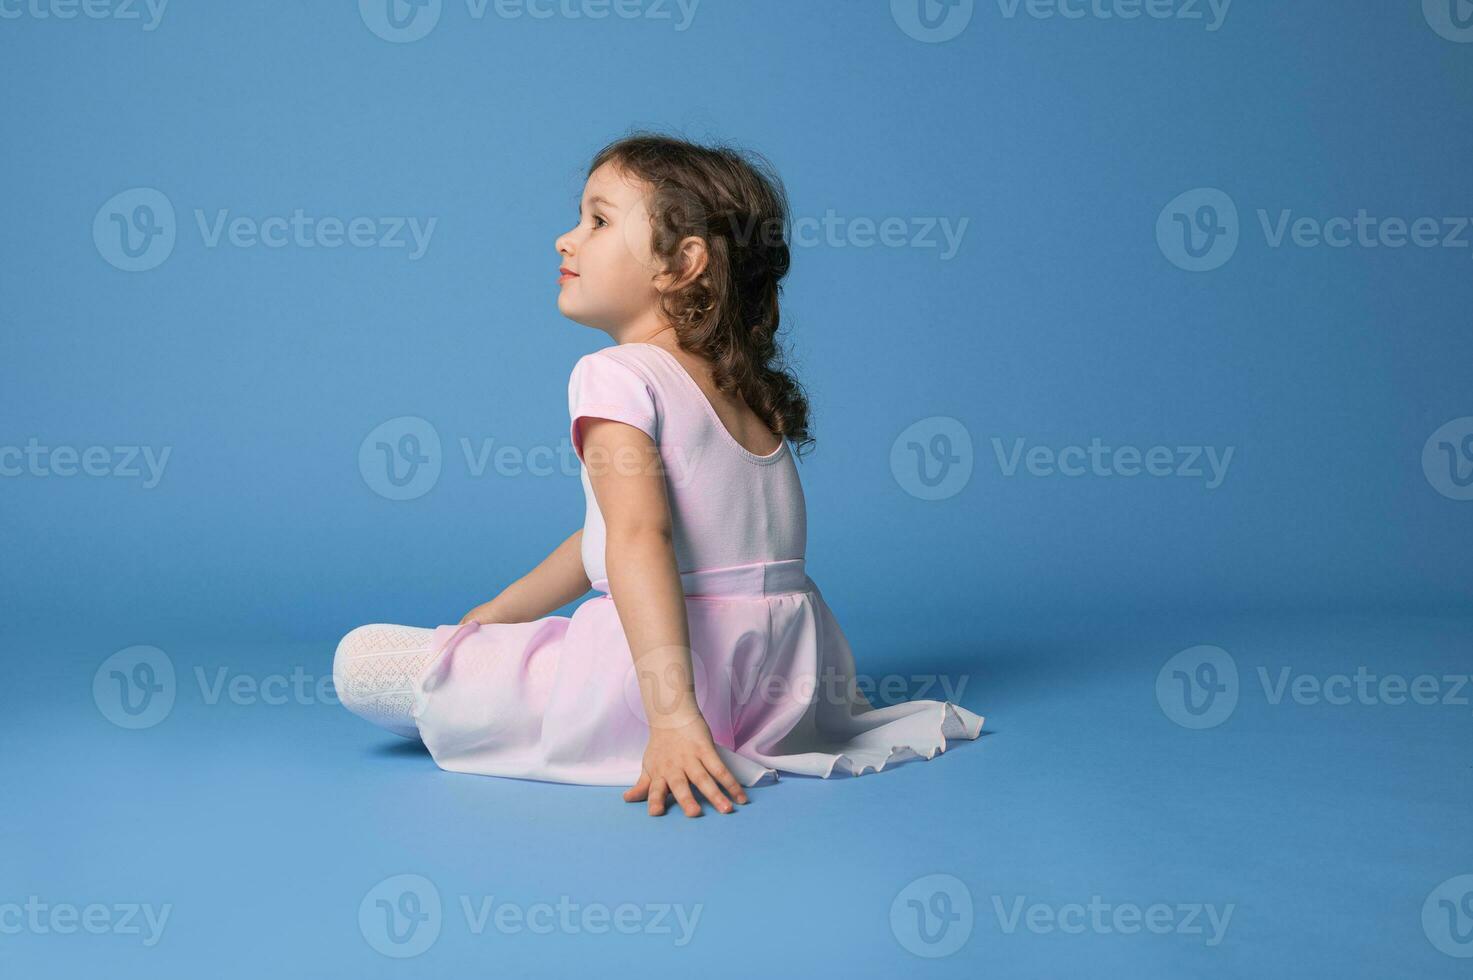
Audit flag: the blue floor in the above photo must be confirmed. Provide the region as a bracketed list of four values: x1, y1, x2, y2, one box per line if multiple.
[6, 609, 1469, 977]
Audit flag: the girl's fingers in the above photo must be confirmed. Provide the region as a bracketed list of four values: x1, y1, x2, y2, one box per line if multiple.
[687, 765, 734, 814]
[648, 778, 669, 815]
[700, 751, 749, 804]
[668, 777, 702, 817]
[639, 748, 749, 816]
[623, 772, 650, 802]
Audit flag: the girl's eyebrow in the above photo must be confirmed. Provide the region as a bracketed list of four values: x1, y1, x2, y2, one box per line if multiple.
[581, 194, 618, 213]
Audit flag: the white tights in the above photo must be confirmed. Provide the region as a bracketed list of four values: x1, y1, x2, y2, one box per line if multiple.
[332, 624, 439, 740]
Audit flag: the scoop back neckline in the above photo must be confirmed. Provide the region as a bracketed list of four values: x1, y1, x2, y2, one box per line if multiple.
[621, 342, 789, 464]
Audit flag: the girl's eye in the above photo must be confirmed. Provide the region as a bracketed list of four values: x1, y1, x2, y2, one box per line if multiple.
[592, 215, 607, 229]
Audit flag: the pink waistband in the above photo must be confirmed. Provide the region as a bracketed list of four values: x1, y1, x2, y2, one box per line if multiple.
[590, 557, 812, 599]
[419, 558, 814, 694]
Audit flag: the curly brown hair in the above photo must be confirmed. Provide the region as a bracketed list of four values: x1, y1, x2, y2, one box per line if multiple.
[585, 130, 814, 459]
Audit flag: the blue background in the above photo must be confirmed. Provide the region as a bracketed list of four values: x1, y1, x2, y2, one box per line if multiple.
[2, 2, 1470, 977]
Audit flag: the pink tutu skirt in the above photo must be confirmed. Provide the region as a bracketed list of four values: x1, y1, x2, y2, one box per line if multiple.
[410, 557, 985, 787]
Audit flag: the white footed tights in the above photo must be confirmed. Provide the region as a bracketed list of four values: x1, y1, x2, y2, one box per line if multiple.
[333, 624, 438, 740]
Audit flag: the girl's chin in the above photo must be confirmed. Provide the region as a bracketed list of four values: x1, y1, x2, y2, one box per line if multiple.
[554, 302, 601, 330]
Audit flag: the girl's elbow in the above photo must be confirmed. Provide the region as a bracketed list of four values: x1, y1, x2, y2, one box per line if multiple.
[604, 522, 673, 549]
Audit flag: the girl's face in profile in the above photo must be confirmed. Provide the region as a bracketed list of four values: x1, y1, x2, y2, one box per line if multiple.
[555, 162, 665, 333]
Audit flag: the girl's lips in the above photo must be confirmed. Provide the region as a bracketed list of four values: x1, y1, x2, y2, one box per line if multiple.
[558, 273, 578, 283]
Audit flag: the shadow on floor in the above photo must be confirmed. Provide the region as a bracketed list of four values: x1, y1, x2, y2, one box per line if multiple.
[368, 736, 430, 758]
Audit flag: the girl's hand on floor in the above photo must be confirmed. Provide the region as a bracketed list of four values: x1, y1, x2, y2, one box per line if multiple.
[623, 715, 750, 817]
[458, 601, 502, 626]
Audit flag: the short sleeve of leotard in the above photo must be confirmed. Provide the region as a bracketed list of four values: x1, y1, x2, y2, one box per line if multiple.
[567, 351, 659, 463]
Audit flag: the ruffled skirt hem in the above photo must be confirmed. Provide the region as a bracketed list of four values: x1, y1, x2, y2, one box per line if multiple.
[408, 585, 986, 789]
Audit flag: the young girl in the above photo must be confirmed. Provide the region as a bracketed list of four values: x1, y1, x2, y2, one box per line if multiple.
[334, 133, 984, 817]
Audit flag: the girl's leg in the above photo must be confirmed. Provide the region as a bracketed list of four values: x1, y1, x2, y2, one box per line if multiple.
[333, 624, 438, 740]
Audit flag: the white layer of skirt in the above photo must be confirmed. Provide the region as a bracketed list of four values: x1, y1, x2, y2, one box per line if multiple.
[337, 558, 985, 787]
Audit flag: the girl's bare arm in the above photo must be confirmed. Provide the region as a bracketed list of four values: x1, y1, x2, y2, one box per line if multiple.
[576, 417, 749, 817]
[459, 527, 591, 624]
